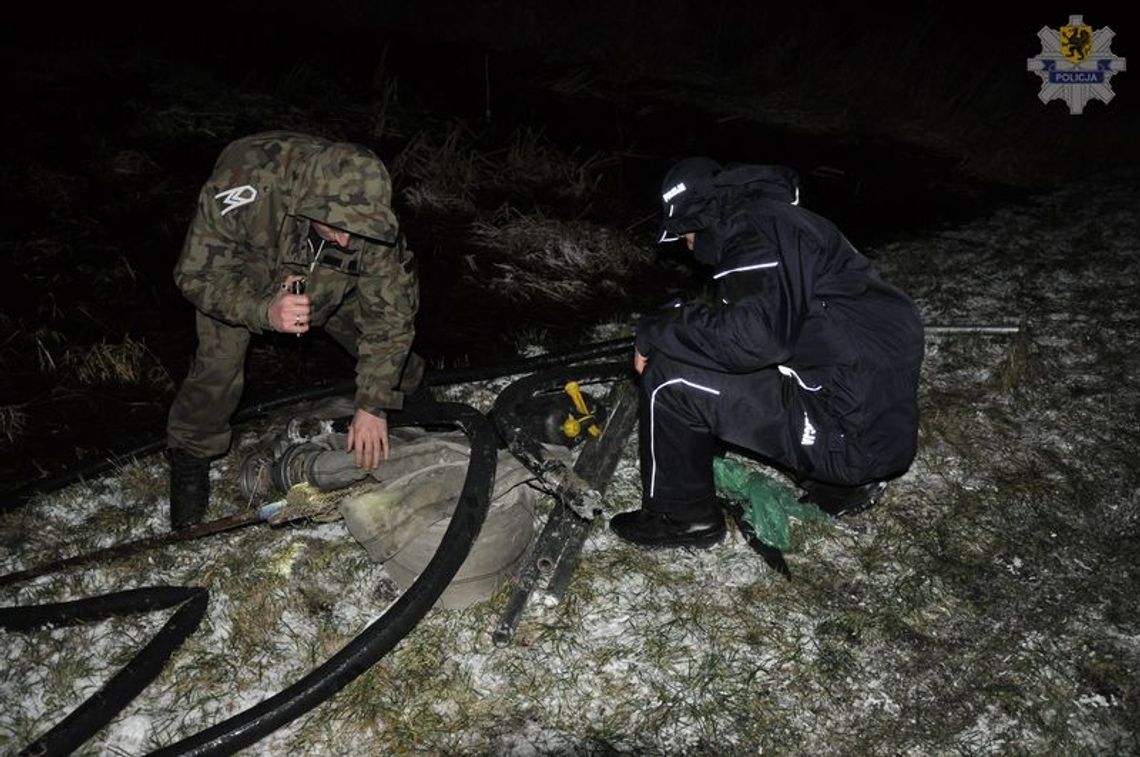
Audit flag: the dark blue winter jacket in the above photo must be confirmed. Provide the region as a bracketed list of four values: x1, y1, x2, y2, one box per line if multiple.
[636, 164, 924, 480]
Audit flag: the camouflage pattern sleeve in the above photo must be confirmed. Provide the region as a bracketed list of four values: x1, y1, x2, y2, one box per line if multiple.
[172, 147, 279, 333]
[353, 234, 420, 413]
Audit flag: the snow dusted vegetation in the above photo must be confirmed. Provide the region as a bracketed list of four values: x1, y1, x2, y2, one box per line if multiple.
[4, 5, 1140, 754]
[2, 171, 1137, 755]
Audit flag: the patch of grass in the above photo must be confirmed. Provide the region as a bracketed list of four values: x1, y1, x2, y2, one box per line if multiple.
[394, 119, 617, 221]
[64, 337, 147, 386]
[394, 120, 492, 206]
[468, 215, 652, 305]
[0, 405, 28, 447]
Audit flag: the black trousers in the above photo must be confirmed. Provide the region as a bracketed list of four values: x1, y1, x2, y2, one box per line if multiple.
[638, 354, 868, 518]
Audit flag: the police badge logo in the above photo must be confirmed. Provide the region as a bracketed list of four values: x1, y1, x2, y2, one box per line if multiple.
[1027, 15, 1127, 114]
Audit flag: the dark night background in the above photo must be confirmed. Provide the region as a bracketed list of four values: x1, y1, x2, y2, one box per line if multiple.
[2, 3, 1137, 494]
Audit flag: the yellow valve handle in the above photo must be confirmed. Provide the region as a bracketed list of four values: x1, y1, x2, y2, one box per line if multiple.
[561, 414, 602, 440]
[564, 381, 591, 415]
[562, 416, 583, 439]
[562, 382, 603, 440]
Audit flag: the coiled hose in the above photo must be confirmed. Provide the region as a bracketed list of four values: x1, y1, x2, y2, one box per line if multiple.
[1, 586, 209, 757]
[2, 402, 497, 757]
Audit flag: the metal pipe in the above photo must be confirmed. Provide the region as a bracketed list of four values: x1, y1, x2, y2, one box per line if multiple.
[924, 324, 1021, 335]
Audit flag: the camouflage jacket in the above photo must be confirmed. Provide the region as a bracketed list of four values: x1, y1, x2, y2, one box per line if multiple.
[173, 131, 419, 414]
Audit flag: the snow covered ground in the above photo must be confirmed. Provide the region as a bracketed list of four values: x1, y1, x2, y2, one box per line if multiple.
[2, 171, 1138, 754]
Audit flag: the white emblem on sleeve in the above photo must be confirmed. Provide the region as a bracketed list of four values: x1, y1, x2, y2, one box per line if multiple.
[801, 412, 817, 446]
[215, 185, 258, 216]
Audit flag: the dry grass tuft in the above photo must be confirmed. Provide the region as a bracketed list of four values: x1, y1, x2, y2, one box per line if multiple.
[65, 339, 147, 385]
[468, 216, 652, 305]
[394, 121, 492, 206]
[58, 335, 173, 390]
[0, 405, 28, 447]
[395, 120, 614, 219]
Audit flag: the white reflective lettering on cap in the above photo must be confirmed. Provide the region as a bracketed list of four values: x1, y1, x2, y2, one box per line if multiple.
[662, 181, 687, 203]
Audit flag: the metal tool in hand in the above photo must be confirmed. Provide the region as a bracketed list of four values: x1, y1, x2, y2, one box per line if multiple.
[290, 277, 306, 336]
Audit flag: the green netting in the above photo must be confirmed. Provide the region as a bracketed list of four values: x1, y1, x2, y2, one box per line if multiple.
[713, 456, 828, 550]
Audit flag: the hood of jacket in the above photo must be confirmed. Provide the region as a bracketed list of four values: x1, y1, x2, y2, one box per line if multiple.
[660, 161, 801, 240]
[292, 141, 399, 245]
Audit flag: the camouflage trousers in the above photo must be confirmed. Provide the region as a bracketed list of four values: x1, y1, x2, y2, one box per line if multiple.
[166, 302, 425, 459]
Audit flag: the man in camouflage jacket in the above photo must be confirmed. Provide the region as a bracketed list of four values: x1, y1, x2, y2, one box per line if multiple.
[165, 131, 425, 529]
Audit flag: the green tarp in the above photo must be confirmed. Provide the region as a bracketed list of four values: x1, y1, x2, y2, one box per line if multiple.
[713, 457, 829, 550]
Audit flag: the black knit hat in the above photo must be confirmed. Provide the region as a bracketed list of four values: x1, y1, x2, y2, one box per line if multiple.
[657, 156, 722, 242]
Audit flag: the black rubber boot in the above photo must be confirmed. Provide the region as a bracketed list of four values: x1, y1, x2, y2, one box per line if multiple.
[609, 500, 726, 549]
[168, 448, 211, 530]
[798, 479, 889, 517]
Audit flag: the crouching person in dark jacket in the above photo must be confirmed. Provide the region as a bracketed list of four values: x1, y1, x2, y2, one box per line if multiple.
[610, 157, 924, 549]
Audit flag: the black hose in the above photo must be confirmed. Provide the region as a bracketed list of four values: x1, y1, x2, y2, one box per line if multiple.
[145, 400, 496, 756]
[0, 586, 203, 631]
[426, 336, 632, 387]
[2, 336, 633, 510]
[2, 586, 209, 757]
[1, 347, 626, 753]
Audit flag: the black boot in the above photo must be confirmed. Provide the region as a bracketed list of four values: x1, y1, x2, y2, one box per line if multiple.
[609, 500, 726, 549]
[798, 479, 888, 517]
[168, 448, 210, 530]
